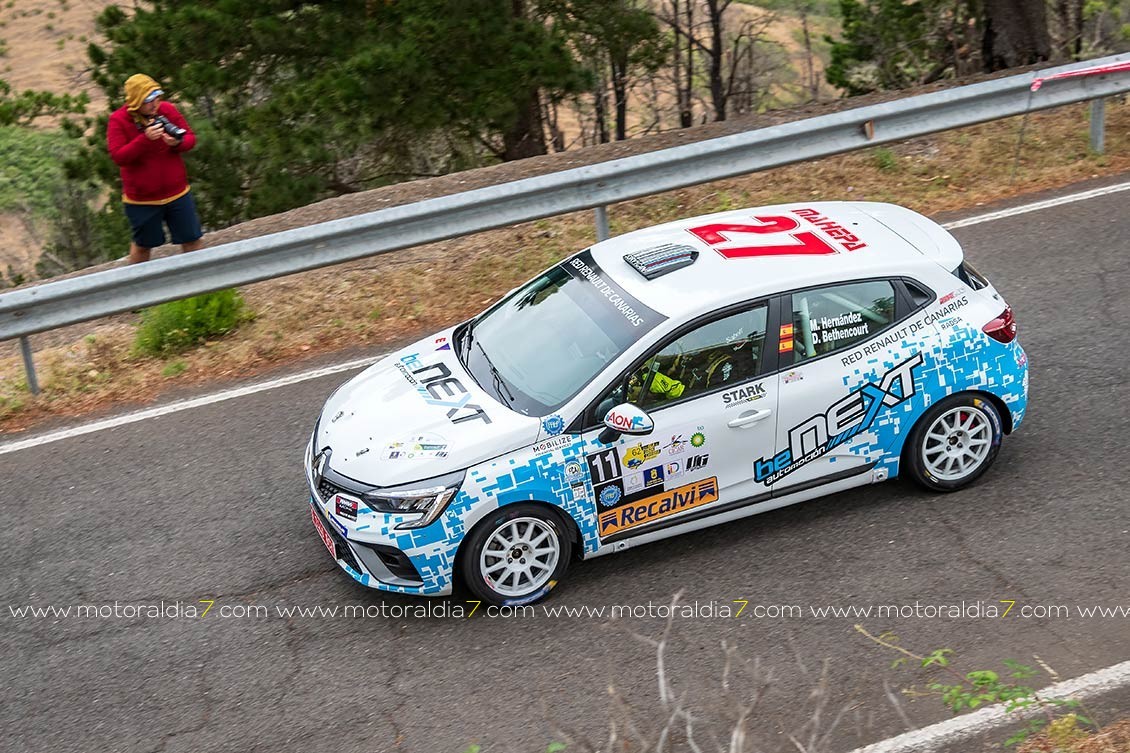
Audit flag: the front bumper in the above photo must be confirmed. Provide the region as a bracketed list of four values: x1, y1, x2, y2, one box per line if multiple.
[304, 439, 456, 596]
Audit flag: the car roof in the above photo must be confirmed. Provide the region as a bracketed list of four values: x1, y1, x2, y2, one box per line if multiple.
[588, 201, 964, 321]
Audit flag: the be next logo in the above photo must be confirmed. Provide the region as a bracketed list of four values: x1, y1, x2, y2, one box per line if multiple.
[399, 353, 492, 425]
[754, 353, 923, 485]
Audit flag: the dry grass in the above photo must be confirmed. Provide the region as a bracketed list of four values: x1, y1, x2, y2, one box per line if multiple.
[0, 99, 1127, 435]
[1019, 719, 1130, 753]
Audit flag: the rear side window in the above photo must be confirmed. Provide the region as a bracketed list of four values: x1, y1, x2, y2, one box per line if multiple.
[790, 280, 896, 361]
[954, 261, 990, 290]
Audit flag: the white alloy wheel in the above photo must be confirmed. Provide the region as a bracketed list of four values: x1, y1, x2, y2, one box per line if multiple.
[478, 517, 561, 598]
[921, 405, 993, 482]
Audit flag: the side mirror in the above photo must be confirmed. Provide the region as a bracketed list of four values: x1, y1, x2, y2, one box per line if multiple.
[598, 403, 654, 444]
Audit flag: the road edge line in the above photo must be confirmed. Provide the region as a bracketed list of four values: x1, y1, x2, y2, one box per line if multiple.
[0, 354, 383, 455]
[850, 658, 1130, 753]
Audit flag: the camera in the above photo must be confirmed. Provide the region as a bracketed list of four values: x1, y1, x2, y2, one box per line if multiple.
[152, 114, 187, 140]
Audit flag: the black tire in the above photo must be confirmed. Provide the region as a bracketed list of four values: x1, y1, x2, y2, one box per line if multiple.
[459, 503, 572, 607]
[904, 393, 1004, 492]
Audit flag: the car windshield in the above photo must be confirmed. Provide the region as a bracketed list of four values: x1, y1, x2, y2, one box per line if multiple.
[461, 250, 664, 416]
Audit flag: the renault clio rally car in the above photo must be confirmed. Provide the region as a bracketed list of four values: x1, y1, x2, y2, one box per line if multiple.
[305, 202, 1028, 605]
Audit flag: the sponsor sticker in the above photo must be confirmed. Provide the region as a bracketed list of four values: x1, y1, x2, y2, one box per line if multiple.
[721, 382, 766, 409]
[334, 494, 358, 522]
[598, 477, 720, 537]
[642, 465, 665, 489]
[542, 414, 566, 436]
[664, 434, 689, 455]
[606, 408, 648, 433]
[383, 434, 448, 460]
[533, 435, 572, 456]
[665, 461, 683, 479]
[564, 460, 583, 482]
[599, 484, 623, 508]
[690, 432, 706, 448]
[623, 471, 645, 493]
[622, 441, 661, 469]
[685, 453, 710, 472]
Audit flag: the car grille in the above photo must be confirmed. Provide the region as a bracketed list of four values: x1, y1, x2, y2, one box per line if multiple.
[316, 477, 348, 504]
[366, 543, 421, 582]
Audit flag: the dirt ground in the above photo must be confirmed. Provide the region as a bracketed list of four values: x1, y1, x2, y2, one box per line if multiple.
[0, 0, 105, 110]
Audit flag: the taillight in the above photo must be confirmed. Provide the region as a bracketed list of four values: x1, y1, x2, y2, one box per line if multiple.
[983, 306, 1017, 343]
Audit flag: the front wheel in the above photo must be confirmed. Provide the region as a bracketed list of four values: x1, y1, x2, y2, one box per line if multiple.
[460, 504, 572, 606]
[904, 394, 1003, 492]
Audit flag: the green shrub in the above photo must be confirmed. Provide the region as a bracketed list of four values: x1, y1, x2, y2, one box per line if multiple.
[134, 290, 249, 356]
[36, 182, 130, 277]
[873, 147, 899, 172]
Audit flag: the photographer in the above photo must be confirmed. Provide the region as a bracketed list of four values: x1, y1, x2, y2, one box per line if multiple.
[107, 74, 203, 264]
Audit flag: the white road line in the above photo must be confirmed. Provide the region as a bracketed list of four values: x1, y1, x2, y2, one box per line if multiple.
[2, 178, 1129, 456]
[0, 354, 383, 456]
[850, 658, 1130, 753]
[942, 180, 1130, 229]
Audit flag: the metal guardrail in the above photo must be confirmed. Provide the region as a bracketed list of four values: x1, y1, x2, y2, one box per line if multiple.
[2, 53, 1128, 392]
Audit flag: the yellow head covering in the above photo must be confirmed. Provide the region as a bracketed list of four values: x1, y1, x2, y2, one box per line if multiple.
[124, 74, 162, 119]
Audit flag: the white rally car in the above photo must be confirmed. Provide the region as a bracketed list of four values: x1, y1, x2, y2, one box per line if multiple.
[305, 202, 1028, 605]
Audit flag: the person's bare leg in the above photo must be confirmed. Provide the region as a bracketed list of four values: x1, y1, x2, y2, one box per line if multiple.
[128, 243, 151, 264]
[180, 238, 204, 253]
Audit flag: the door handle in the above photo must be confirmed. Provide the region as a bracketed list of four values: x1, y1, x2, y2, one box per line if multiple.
[727, 409, 772, 428]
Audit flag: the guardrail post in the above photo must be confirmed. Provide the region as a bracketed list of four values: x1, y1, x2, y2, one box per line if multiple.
[1090, 98, 1106, 154]
[594, 206, 610, 242]
[19, 335, 39, 395]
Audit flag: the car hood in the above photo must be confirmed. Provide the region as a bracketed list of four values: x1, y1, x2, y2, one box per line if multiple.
[315, 329, 541, 487]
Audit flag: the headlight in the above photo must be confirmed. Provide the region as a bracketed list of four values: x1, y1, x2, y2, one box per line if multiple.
[362, 469, 465, 530]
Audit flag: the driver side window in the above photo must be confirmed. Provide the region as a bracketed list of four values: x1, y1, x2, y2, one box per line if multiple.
[627, 305, 768, 411]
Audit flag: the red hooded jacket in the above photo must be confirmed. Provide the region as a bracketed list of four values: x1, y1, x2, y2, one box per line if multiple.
[107, 100, 197, 204]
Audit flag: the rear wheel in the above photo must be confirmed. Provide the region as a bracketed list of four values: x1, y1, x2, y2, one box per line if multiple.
[460, 504, 572, 606]
[905, 394, 1003, 492]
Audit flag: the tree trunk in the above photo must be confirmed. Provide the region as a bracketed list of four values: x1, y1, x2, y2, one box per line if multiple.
[502, 0, 548, 161]
[981, 0, 1051, 70]
[593, 70, 610, 144]
[704, 0, 729, 121]
[502, 87, 548, 160]
[1052, 0, 1084, 59]
[800, 7, 818, 100]
[611, 55, 629, 141]
[679, 0, 696, 128]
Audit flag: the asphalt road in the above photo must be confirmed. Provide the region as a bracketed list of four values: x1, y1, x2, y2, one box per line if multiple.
[2, 181, 1129, 753]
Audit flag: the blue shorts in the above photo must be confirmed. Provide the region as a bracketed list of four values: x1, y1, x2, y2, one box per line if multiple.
[124, 191, 203, 249]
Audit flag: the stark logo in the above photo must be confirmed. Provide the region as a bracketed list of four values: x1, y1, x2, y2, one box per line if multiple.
[755, 353, 924, 485]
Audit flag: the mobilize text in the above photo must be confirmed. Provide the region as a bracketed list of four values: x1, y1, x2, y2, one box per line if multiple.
[754, 353, 924, 484]
[399, 353, 492, 425]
